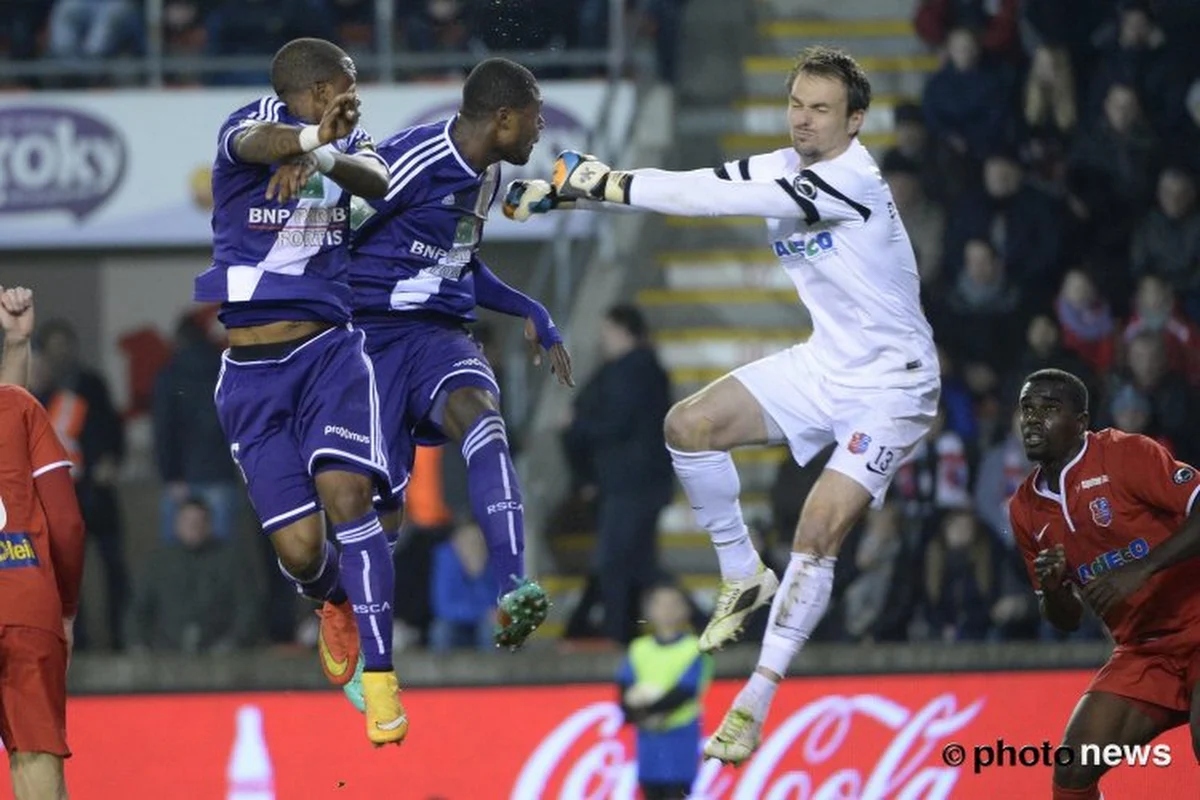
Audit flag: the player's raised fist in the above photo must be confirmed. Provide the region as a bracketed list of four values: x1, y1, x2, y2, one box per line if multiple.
[552, 150, 632, 204]
[319, 91, 360, 144]
[0, 285, 34, 343]
[503, 179, 570, 222]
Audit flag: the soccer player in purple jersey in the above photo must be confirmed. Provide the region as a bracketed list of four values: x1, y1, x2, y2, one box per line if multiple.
[346, 58, 569, 654]
[193, 38, 407, 746]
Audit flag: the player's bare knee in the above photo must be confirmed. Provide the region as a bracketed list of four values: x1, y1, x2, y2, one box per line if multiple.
[793, 517, 843, 558]
[272, 523, 325, 578]
[314, 468, 374, 524]
[10, 752, 65, 800]
[793, 501, 857, 557]
[664, 401, 712, 452]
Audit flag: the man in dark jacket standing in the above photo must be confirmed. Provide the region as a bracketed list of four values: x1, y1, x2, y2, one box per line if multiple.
[152, 315, 240, 542]
[566, 305, 674, 643]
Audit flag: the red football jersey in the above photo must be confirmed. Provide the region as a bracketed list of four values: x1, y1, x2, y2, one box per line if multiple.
[0, 386, 75, 634]
[1009, 428, 1200, 646]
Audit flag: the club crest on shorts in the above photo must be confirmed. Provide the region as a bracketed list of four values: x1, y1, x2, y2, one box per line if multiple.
[1173, 466, 1195, 485]
[847, 432, 871, 455]
[1089, 497, 1113, 527]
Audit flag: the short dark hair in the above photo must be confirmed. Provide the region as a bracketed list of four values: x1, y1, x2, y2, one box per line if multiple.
[893, 101, 923, 126]
[34, 319, 78, 350]
[1024, 368, 1089, 414]
[786, 46, 872, 115]
[270, 38, 354, 97]
[180, 496, 211, 515]
[605, 304, 648, 340]
[1160, 164, 1196, 185]
[460, 58, 539, 120]
[640, 577, 689, 609]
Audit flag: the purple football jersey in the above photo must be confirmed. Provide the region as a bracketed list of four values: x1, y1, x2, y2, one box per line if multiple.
[348, 118, 501, 321]
[195, 95, 385, 327]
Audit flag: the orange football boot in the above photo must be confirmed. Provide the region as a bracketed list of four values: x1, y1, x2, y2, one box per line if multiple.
[316, 600, 360, 686]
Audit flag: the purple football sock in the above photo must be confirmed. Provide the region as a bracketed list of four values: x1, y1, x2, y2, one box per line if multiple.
[279, 538, 345, 604]
[460, 411, 525, 598]
[332, 512, 394, 671]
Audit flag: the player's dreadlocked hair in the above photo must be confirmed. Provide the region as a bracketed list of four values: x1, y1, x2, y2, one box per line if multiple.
[460, 58, 539, 120]
[786, 46, 872, 115]
[1024, 368, 1090, 414]
[270, 38, 355, 98]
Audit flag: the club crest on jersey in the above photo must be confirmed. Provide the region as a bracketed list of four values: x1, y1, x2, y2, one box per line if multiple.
[0, 533, 39, 569]
[773, 230, 834, 259]
[1173, 466, 1196, 485]
[1089, 497, 1113, 527]
[847, 432, 871, 455]
[793, 175, 817, 199]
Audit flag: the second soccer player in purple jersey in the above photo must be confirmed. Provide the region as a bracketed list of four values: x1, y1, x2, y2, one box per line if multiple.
[348, 58, 571, 654]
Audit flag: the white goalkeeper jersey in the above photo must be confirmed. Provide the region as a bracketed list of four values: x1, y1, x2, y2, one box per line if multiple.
[626, 139, 938, 390]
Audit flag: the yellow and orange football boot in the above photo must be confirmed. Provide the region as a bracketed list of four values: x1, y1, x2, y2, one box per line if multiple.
[361, 669, 409, 747]
[316, 600, 360, 687]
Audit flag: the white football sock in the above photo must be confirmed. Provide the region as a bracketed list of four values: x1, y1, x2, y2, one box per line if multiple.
[758, 552, 836, 677]
[734, 671, 779, 720]
[669, 446, 761, 581]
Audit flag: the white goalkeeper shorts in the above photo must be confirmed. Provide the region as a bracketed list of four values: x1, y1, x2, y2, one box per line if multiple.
[731, 344, 939, 506]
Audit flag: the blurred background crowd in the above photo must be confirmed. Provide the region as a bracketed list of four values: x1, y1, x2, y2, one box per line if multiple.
[0, 0, 684, 85]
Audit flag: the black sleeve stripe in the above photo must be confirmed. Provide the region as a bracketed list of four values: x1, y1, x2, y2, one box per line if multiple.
[800, 168, 871, 221]
[737, 158, 751, 181]
[776, 178, 819, 225]
[714, 164, 731, 180]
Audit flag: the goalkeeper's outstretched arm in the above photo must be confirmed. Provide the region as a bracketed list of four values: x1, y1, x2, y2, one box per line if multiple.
[552, 150, 872, 225]
[626, 167, 864, 222]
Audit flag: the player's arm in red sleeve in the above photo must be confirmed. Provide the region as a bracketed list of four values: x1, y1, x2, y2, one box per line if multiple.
[25, 392, 86, 617]
[34, 468, 85, 618]
[1009, 498, 1082, 631]
[1121, 434, 1200, 578]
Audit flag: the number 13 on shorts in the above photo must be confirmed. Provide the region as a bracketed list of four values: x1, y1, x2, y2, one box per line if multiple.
[835, 429, 914, 508]
[865, 445, 897, 476]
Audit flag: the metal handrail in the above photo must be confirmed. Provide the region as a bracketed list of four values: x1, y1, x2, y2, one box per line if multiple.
[0, 0, 620, 85]
[0, 49, 620, 82]
[501, 0, 630, 436]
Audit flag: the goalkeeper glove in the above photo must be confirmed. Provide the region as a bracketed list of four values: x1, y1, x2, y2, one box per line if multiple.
[502, 179, 574, 222]
[551, 150, 632, 203]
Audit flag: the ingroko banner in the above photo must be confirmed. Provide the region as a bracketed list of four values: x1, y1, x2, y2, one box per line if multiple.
[0, 81, 635, 248]
[54, 671, 1196, 799]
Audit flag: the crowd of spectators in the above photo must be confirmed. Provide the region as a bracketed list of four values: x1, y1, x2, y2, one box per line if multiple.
[0, 0, 685, 87]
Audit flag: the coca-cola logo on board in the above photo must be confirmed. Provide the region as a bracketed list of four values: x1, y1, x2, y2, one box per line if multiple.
[512, 693, 986, 800]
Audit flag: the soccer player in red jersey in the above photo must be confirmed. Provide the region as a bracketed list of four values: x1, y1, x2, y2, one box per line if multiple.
[1008, 368, 1200, 799]
[0, 285, 86, 800]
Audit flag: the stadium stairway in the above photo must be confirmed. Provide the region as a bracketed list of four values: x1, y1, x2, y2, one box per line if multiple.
[536, 0, 936, 640]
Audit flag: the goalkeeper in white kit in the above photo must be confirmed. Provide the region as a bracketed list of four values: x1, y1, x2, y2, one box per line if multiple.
[505, 45, 940, 765]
